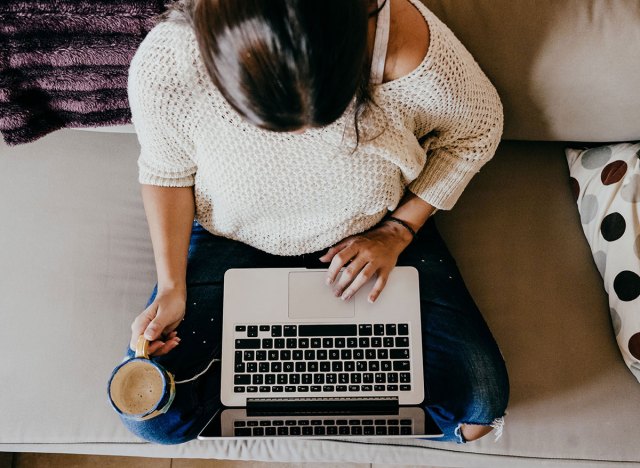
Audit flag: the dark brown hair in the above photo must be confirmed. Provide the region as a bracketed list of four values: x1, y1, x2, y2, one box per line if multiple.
[173, 0, 380, 138]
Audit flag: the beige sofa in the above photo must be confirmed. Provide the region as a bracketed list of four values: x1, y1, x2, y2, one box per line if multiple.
[1, 1, 639, 466]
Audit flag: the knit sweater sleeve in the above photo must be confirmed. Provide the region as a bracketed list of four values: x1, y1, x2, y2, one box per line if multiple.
[407, 39, 504, 210]
[128, 21, 198, 187]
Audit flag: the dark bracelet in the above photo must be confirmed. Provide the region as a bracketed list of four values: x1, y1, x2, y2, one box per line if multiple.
[384, 216, 417, 239]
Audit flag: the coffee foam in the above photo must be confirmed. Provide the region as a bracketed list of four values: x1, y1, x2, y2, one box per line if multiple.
[111, 361, 164, 415]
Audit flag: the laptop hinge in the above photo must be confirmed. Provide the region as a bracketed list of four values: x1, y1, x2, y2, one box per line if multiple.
[246, 397, 399, 416]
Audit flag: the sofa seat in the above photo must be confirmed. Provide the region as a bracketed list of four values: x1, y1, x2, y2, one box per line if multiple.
[1, 130, 638, 466]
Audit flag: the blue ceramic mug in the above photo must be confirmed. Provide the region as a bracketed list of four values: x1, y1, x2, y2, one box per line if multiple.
[108, 336, 176, 420]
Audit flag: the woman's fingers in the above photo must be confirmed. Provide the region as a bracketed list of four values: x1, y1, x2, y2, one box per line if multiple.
[326, 244, 358, 285]
[149, 336, 181, 357]
[337, 263, 378, 300]
[367, 269, 389, 303]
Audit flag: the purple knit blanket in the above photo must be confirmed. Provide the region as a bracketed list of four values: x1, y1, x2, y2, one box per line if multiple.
[0, 0, 167, 145]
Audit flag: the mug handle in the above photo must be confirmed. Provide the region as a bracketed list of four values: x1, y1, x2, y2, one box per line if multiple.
[135, 335, 150, 359]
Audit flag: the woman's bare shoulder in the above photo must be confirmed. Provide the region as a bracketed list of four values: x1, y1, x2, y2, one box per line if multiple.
[384, 0, 431, 82]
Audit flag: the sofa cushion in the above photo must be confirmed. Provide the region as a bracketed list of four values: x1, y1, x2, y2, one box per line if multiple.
[422, 0, 640, 142]
[565, 142, 640, 382]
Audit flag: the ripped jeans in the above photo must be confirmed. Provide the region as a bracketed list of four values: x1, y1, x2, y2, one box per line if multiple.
[119, 217, 509, 444]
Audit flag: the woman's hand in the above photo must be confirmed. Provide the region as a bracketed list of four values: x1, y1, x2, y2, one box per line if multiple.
[129, 287, 186, 357]
[319, 220, 414, 303]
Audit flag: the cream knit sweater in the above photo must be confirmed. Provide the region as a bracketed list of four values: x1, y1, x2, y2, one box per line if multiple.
[129, 0, 503, 256]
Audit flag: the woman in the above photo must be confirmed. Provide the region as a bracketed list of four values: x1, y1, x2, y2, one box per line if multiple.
[122, 0, 509, 444]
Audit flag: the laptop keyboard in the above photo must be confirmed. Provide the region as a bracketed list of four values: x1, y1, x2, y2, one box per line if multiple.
[233, 417, 415, 437]
[233, 323, 413, 394]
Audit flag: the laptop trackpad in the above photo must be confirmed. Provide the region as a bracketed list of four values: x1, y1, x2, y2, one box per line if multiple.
[288, 271, 355, 318]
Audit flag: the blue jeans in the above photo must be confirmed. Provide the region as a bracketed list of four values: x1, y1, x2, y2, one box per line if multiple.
[120, 218, 509, 444]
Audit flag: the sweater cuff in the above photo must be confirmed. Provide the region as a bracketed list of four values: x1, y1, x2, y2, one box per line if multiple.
[138, 170, 195, 187]
[407, 152, 478, 210]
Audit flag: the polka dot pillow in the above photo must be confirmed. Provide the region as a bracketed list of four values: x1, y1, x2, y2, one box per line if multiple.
[566, 142, 640, 382]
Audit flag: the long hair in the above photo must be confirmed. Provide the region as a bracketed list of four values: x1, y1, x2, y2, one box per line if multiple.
[171, 0, 379, 141]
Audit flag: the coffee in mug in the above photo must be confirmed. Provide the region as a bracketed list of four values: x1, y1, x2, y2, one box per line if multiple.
[108, 336, 175, 420]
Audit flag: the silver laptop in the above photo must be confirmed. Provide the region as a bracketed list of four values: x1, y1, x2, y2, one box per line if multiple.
[198, 266, 442, 439]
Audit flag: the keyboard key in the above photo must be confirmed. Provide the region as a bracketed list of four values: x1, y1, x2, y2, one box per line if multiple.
[371, 337, 382, 348]
[401, 427, 412, 435]
[400, 385, 411, 391]
[393, 361, 411, 371]
[388, 373, 399, 383]
[270, 362, 282, 372]
[236, 339, 260, 349]
[327, 426, 338, 435]
[386, 384, 398, 391]
[376, 426, 388, 435]
[374, 385, 385, 391]
[318, 362, 328, 372]
[368, 361, 380, 371]
[383, 337, 394, 348]
[361, 385, 372, 391]
[363, 426, 374, 435]
[259, 325, 270, 332]
[265, 374, 276, 385]
[280, 350, 290, 360]
[235, 363, 245, 373]
[302, 426, 313, 436]
[314, 426, 326, 435]
[398, 324, 409, 335]
[299, 338, 309, 348]
[252, 375, 263, 385]
[256, 351, 266, 361]
[390, 349, 410, 359]
[332, 361, 343, 372]
[261, 339, 273, 349]
[395, 337, 410, 348]
[311, 386, 321, 392]
[275, 338, 285, 348]
[347, 337, 358, 348]
[234, 375, 250, 385]
[339, 426, 350, 435]
[317, 350, 328, 360]
[323, 385, 335, 392]
[344, 361, 355, 372]
[359, 338, 370, 348]
[400, 419, 412, 425]
[322, 338, 333, 348]
[299, 324, 357, 336]
[377, 349, 389, 359]
[272, 420, 284, 426]
[304, 350, 315, 360]
[366, 350, 376, 360]
[283, 325, 297, 336]
[338, 373, 349, 384]
[285, 386, 296, 392]
[311, 338, 322, 348]
[247, 363, 257, 373]
[235, 350, 243, 363]
[266, 427, 277, 436]
[350, 373, 361, 384]
[363, 373, 374, 383]
[302, 374, 313, 384]
[335, 338, 345, 348]
[358, 324, 372, 336]
[243, 351, 254, 361]
[314, 374, 325, 384]
[341, 349, 352, 360]
[234, 386, 245, 393]
[293, 350, 303, 360]
[248, 326, 258, 337]
[297, 385, 309, 392]
[259, 362, 269, 373]
[388, 426, 399, 435]
[290, 374, 300, 384]
[247, 386, 258, 392]
[326, 373, 337, 384]
[272, 386, 283, 392]
[253, 427, 264, 436]
[277, 374, 287, 384]
[354, 349, 364, 359]
[286, 338, 297, 349]
[283, 362, 294, 372]
[381, 361, 392, 371]
[259, 386, 270, 392]
[349, 385, 360, 392]
[308, 362, 319, 372]
[374, 324, 385, 336]
[311, 420, 322, 425]
[277, 426, 288, 436]
[375, 373, 386, 383]
[356, 361, 367, 372]
[351, 426, 362, 435]
[235, 428, 251, 436]
[329, 350, 340, 360]
[271, 325, 282, 337]
[268, 350, 279, 360]
[336, 385, 347, 392]
[234, 421, 246, 427]
[235, 325, 247, 333]
[385, 324, 397, 335]
[295, 362, 306, 373]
